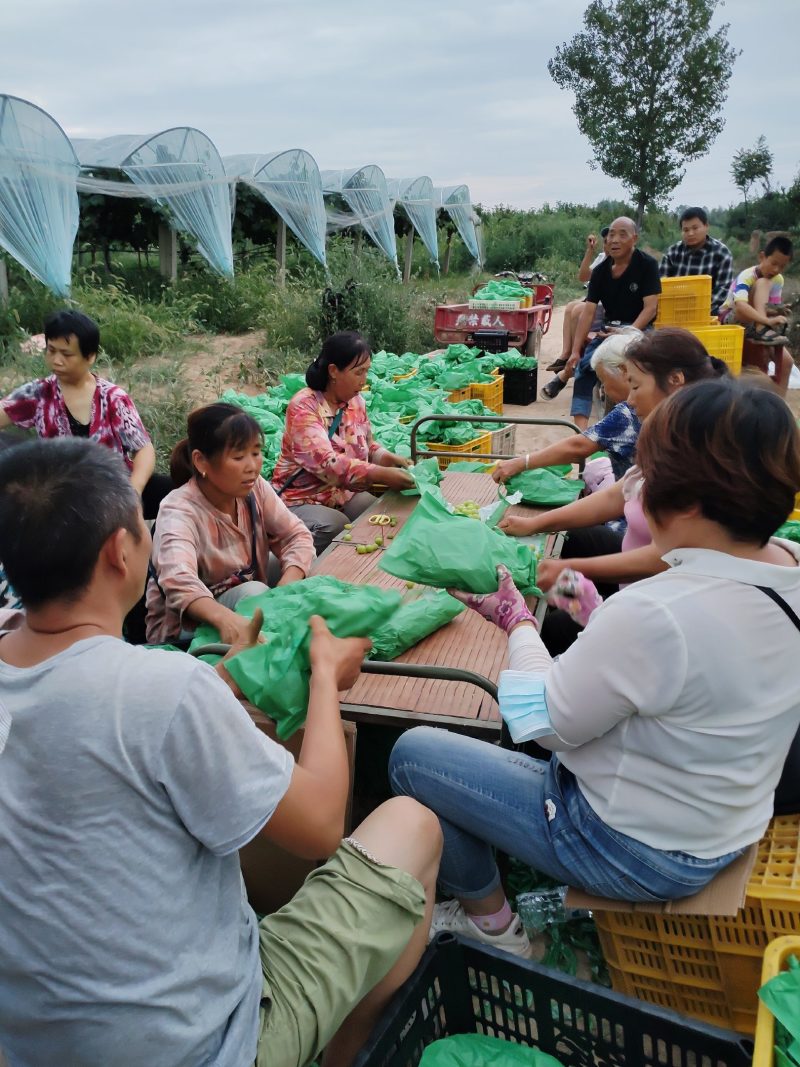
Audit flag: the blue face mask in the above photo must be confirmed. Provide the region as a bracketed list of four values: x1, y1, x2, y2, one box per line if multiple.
[498, 671, 553, 744]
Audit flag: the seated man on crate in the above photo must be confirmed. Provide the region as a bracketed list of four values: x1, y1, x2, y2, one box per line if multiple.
[563, 217, 661, 430]
[659, 207, 734, 317]
[718, 235, 794, 393]
[0, 437, 442, 1067]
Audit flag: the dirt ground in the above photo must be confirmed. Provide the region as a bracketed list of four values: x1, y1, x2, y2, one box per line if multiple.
[184, 307, 800, 449]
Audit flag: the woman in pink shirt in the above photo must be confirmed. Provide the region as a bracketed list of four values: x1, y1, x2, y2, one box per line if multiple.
[146, 403, 315, 645]
[499, 329, 728, 651]
[272, 331, 414, 552]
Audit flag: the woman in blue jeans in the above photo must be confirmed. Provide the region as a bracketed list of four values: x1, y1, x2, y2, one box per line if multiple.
[390, 377, 800, 958]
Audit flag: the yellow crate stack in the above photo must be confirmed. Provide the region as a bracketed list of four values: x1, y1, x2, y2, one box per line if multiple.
[752, 936, 800, 1067]
[655, 275, 714, 328]
[593, 814, 800, 1036]
[683, 324, 745, 375]
[425, 433, 493, 470]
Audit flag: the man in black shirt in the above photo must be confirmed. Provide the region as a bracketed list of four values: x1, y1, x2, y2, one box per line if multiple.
[566, 217, 661, 428]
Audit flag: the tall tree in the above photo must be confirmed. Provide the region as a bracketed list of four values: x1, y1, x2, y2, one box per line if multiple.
[731, 136, 774, 211]
[549, 0, 738, 226]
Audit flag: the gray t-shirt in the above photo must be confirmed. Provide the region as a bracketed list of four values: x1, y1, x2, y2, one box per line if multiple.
[0, 637, 294, 1066]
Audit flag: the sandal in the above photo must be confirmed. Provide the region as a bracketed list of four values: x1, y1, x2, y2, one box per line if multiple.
[540, 376, 567, 400]
[746, 324, 789, 346]
[546, 357, 569, 372]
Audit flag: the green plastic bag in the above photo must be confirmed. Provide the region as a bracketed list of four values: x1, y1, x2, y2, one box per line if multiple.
[401, 457, 444, 496]
[776, 520, 800, 545]
[188, 576, 402, 738]
[446, 461, 496, 473]
[759, 954, 800, 1066]
[379, 487, 540, 595]
[368, 590, 464, 660]
[420, 1034, 564, 1067]
[506, 466, 584, 506]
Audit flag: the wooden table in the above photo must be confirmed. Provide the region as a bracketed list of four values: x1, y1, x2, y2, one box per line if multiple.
[312, 471, 563, 735]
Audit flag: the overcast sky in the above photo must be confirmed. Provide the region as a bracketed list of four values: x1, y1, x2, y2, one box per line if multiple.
[5, 0, 799, 212]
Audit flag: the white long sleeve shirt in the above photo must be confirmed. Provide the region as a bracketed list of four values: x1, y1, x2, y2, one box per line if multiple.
[506, 541, 800, 857]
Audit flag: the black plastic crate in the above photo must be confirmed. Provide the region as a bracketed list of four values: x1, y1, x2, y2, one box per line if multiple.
[354, 934, 752, 1067]
[474, 330, 510, 354]
[503, 365, 538, 406]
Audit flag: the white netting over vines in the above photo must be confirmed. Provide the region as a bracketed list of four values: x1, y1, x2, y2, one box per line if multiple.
[0, 95, 79, 296]
[225, 150, 327, 267]
[436, 184, 481, 265]
[74, 128, 234, 277]
[387, 176, 439, 268]
[321, 166, 398, 270]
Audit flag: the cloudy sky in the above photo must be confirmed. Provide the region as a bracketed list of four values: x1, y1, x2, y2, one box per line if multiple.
[5, 0, 799, 211]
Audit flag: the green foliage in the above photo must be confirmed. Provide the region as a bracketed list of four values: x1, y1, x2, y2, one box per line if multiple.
[731, 136, 774, 207]
[549, 0, 739, 223]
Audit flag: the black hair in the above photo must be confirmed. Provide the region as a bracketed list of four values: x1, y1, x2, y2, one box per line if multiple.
[625, 327, 728, 392]
[600, 226, 610, 238]
[764, 236, 793, 259]
[0, 438, 142, 609]
[679, 207, 708, 226]
[170, 403, 263, 486]
[43, 309, 100, 358]
[305, 331, 371, 391]
[638, 378, 800, 545]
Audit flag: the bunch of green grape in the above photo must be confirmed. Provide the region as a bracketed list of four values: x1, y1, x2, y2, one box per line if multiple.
[452, 499, 481, 520]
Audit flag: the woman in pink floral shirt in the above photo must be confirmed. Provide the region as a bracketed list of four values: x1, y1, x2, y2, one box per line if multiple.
[146, 403, 315, 645]
[272, 332, 413, 552]
[0, 310, 156, 496]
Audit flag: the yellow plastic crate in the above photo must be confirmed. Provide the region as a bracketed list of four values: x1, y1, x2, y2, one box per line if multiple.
[470, 374, 504, 414]
[752, 936, 800, 1067]
[594, 815, 800, 1035]
[655, 275, 713, 328]
[425, 432, 493, 470]
[393, 368, 418, 382]
[685, 324, 745, 375]
[446, 385, 472, 404]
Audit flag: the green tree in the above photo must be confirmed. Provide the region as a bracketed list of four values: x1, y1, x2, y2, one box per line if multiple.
[549, 0, 738, 227]
[731, 136, 774, 212]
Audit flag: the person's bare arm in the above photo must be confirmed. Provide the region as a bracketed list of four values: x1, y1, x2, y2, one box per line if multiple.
[0, 409, 11, 429]
[577, 235, 597, 283]
[129, 442, 156, 495]
[261, 617, 370, 859]
[499, 479, 625, 536]
[631, 294, 659, 331]
[493, 436, 595, 483]
[543, 543, 666, 589]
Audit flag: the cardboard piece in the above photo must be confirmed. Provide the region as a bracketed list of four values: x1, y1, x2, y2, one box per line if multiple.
[238, 701, 357, 915]
[565, 842, 758, 917]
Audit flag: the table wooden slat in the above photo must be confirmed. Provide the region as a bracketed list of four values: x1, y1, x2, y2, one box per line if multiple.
[312, 472, 562, 729]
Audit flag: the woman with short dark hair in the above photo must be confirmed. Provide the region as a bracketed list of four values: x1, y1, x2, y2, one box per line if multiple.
[272, 331, 413, 553]
[389, 377, 800, 957]
[146, 403, 315, 645]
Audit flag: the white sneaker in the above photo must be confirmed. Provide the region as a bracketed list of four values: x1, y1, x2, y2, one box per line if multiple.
[430, 899, 533, 959]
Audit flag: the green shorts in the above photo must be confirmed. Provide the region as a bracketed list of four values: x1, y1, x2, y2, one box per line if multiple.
[255, 838, 426, 1067]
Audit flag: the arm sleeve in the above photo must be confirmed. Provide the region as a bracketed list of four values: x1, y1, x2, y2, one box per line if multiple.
[257, 480, 316, 574]
[289, 396, 376, 488]
[0, 379, 43, 428]
[151, 503, 215, 619]
[157, 664, 295, 855]
[106, 386, 151, 453]
[732, 269, 753, 303]
[585, 269, 604, 306]
[640, 257, 662, 297]
[712, 249, 734, 312]
[539, 590, 688, 750]
[582, 404, 636, 456]
[658, 247, 674, 278]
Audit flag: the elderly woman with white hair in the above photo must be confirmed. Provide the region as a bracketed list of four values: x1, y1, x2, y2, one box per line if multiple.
[493, 331, 641, 487]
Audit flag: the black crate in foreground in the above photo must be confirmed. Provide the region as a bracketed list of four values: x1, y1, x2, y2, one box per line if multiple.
[503, 366, 538, 405]
[353, 934, 752, 1067]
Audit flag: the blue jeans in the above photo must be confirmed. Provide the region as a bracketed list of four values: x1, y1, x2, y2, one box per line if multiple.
[570, 335, 604, 419]
[389, 727, 742, 902]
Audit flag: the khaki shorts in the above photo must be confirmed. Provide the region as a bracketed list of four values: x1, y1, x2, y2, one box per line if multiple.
[255, 839, 426, 1067]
